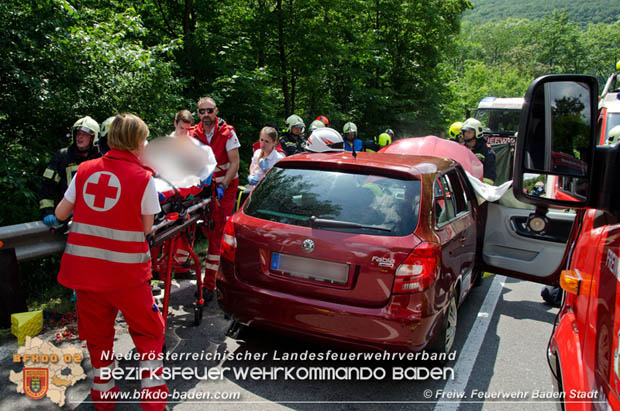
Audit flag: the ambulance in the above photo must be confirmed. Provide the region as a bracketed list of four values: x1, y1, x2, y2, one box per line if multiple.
[483, 74, 620, 409]
[473, 97, 524, 145]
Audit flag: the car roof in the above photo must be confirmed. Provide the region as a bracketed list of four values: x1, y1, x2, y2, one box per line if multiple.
[277, 152, 457, 179]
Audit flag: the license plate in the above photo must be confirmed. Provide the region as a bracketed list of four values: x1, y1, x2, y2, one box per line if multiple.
[270, 253, 349, 284]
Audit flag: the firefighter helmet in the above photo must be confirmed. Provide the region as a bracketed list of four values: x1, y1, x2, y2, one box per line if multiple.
[315, 115, 329, 127]
[448, 121, 464, 139]
[286, 114, 305, 134]
[100, 116, 115, 138]
[305, 128, 344, 152]
[343, 122, 357, 135]
[385, 128, 394, 137]
[377, 132, 392, 147]
[309, 120, 325, 133]
[72, 116, 100, 144]
[608, 125, 620, 145]
[461, 118, 483, 139]
[617, 59, 620, 71]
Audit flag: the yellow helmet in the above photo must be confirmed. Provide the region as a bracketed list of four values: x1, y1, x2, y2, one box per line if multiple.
[448, 121, 463, 139]
[617, 59, 620, 71]
[377, 133, 392, 147]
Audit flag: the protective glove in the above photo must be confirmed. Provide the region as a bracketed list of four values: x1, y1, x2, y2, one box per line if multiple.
[216, 185, 225, 200]
[43, 214, 58, 226]
[258, 158, 269, 172]
[247, 175, 260, 186]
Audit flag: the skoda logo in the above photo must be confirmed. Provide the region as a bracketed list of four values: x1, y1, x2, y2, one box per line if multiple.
[302, 239, 315, 253]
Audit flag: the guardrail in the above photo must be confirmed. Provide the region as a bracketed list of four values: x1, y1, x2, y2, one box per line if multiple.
[0, 221, 66, 262]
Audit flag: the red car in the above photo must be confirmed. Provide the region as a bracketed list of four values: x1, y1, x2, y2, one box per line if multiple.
[216, 152, 480, 353]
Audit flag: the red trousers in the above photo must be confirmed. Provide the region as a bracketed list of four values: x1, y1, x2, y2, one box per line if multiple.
[203, 181, 238, 290]
[76, 281, 167, 411]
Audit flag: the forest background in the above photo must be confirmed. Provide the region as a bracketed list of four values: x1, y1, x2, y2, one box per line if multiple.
[1, 0, 619, 305]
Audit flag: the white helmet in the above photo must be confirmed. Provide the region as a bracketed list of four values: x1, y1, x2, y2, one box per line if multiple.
[309, 119, 325, 133]
[607, 125, 620, 145]
[286, 114, 305, 132]
[100, 116, 116, 138]
[304, 127, 345, 152]
[461, 117, 483, 139]
[343, 122, 358, 134]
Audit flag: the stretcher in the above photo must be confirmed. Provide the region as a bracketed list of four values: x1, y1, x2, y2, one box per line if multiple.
[143, 136, 217, 327]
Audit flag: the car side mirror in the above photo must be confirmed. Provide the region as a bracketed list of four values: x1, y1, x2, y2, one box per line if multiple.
[513, 75, 599, 209]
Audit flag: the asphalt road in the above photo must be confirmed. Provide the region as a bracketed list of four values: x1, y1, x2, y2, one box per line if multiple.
[0, 274, 562, 410]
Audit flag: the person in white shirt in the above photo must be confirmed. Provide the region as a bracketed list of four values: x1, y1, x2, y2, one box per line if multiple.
[248, 126, 285, 185]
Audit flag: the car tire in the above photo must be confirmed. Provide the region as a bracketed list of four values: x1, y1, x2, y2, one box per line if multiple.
[429, 294, 458, 357]
[226, 320, 247, 340]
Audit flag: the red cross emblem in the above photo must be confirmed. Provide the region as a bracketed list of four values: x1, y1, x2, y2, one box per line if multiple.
[83, 172, 121, 211]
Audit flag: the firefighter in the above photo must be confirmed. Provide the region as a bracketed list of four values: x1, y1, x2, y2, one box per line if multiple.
[607, 125, 620, 145]
[343, 122, 363, 152]
[461, 117, 497, 184]
[364, 132, 392, 152]
[308, 119, 325, 134]
[39, 116, 101, 226]
[55, 114, 167, 411]
[448, 121, 464, 142]
[315, 115, 329, 127]
[191, 97, 240, 301]
[280, 114, 306, 156]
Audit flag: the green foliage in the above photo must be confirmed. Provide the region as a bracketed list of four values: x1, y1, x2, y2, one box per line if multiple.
[465, 0, 620, 25]
[0, 0, 183, 225]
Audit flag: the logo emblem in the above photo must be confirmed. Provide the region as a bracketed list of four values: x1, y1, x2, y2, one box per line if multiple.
[302, 239, 315, 253]
[24, 368, 48, 400]
[83, 171, 121, 211]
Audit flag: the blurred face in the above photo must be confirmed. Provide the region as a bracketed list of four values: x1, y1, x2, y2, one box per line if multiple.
[344, 132, 356, 143]
[291, 125, 303, 137]
[75, 130, 93, 151]
[198, 102, 218, 129]
[174, 121, 192, 137]
[463, 129, 476, 148]
[259, 132, 277, 154]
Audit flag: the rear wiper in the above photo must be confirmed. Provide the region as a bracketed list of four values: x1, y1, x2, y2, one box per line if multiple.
[309, 216, 392, 232]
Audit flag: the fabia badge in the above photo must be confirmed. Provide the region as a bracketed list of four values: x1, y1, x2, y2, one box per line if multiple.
[302, 239, 315, 253]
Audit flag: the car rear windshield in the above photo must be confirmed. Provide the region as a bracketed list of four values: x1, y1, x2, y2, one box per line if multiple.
[244, 167, 420, 236]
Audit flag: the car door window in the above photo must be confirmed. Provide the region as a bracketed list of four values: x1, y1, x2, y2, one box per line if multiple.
[446, 170, 470, 215]
[434, 176, 456, 225]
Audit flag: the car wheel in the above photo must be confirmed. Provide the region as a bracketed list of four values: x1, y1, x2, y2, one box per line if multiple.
[430, 294, 458, 356]
[226, 320, 247, 340]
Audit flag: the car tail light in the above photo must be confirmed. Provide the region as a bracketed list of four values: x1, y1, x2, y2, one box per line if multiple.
[221, 218, 237, 263]
[393, 242, 441, 294]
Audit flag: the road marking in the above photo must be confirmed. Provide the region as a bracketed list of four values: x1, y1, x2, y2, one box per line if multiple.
[433, 274, 506, 411]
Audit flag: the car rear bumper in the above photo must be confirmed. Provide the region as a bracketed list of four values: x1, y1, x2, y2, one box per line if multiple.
[216, 263, 442, 352]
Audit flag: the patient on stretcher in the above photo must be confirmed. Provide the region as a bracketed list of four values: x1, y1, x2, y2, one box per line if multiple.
[142, 135, 217, 204]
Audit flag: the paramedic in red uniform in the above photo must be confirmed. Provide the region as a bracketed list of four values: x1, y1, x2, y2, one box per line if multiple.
[191, 97, 240, 301]
[55, 113, 167, 411]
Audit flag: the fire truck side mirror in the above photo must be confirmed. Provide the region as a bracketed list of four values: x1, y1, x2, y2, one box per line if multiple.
[513, 74, 599, 210]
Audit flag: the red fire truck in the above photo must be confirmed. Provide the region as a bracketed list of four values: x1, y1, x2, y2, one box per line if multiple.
[481, 74, 620, 409]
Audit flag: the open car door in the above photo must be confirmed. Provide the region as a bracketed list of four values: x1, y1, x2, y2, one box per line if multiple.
[476, 75, 601, 285]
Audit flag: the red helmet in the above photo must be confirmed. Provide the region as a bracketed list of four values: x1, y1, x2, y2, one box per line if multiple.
[315, 115, 329, 127]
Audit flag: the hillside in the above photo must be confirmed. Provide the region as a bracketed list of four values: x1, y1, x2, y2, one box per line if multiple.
[464, 0, 620, 25]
